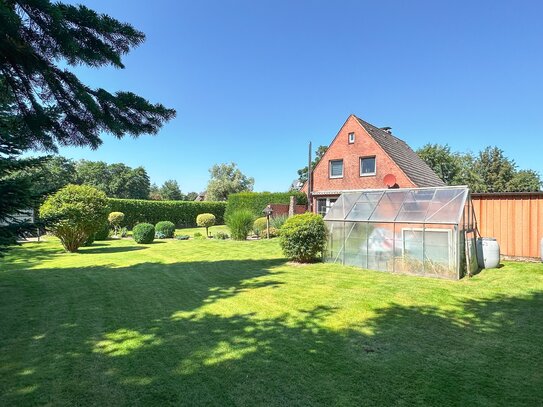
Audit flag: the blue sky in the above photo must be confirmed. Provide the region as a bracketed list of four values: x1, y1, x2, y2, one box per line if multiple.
[55, 0, 543, 193]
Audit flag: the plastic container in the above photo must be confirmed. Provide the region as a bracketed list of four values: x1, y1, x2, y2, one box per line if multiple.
[476, 238, 500, 269]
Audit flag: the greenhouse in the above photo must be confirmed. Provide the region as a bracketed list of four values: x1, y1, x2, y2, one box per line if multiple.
[323, 186, 479, 279]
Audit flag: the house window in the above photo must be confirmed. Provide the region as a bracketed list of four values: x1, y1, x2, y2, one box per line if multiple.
[317, 198, 337, 216]
[348, 132, 355, 144]
[360, 156, 376, 176]
[329, 160, 343, 178]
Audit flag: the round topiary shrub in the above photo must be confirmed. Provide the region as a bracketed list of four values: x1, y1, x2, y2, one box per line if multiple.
[155, 221, 175, 238]
[40, 184, 109, 252]
[94, 221, 111, 240]
[226, 210, 254, 241]
[132, 223, 155, 244]
[108, 211, 125, 237]
[279, 213, 326, 262]
[196, 213, 216, 236]
[253, 217, 268, 236]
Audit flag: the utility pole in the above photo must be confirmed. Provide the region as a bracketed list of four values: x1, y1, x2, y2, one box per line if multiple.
[307, 141, 313, 213]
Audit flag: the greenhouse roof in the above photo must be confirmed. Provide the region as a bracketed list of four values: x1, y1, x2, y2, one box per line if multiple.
[323, 186, 469, 224]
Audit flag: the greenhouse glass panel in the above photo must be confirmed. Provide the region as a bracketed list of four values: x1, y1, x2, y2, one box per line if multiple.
[323, 186, 476, 279]
[345, 191, 384, 221]
[370, 190, 407, 222]
[394, 223, 424, 275]
[395, 189, 435, 222]
[366, 223, 394, 271]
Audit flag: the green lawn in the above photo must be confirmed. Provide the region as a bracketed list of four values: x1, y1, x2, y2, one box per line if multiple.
[1, 234, 542, 406]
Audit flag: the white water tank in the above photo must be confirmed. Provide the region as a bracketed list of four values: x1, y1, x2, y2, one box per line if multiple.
[476, 238, 500, 269]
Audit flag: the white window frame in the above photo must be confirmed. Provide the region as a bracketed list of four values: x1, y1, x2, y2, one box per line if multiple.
[360, 156, 376, 177]
[401, 227, 453, 268]
[348, 132, 355, 144]
[329, 159, 344, 179]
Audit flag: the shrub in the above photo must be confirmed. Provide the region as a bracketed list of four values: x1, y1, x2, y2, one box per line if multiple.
[40, 185, 108, 252]
[253, 217, 268, 236]
[155, 221, 175, 238]
[266, 226, 279, 238]
[83, 234, 95, 246]
[225, 192, 307, 219]
[108, 212, 125, 237]
[193, 232, 205, 239]
[94, 221, 111, 241]
[132, 223, 155, 244]
[226, 210, 254, 241]
[107, 198, 226, 228]
[279, 213, 326, 262]
[196, 213, 216, 236]
[270, 214, 288, 230]
[120, 227, 128, 238]
[214, 231, 229, 240]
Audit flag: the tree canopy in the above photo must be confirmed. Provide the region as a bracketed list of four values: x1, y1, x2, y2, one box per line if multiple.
[0, 0, 175, 152]
[206, 162, 254, 201]
[417, 144, 541, 192]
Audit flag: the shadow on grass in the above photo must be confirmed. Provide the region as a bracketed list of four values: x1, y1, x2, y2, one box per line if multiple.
[1, 257, 542, 406]
[78, 246, 148, 254]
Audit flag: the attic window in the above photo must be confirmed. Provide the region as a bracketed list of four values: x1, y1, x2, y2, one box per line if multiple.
[360, 156, 376, 176]
[348, 132, 355, 144]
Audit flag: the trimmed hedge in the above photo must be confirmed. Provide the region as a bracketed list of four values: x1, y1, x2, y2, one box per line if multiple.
[107, 199, 226, 228]
[225, 192, 307, 219]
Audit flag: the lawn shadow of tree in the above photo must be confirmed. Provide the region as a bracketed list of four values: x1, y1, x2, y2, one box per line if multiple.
[1, 256, 542, 406]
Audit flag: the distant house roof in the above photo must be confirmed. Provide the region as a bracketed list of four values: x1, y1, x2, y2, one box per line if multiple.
[355, 116, 445, 188]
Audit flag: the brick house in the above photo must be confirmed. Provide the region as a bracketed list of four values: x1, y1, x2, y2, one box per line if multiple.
[303, 114, 445, 215]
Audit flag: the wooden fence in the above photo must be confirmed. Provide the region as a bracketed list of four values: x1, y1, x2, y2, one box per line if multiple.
[472, 192, 543, 259]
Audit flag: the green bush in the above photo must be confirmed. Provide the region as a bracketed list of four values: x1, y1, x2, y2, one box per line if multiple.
[253, 217, 268, 236]
[225, 192, 307, 219]
[196, 213, 216, 236]
[108, 211, 125, 237]
[279, 213, 326, 262]
[214, 231, 229, 240]
[193, 232, 205, 239]
[83, 234, 95, 246]
[155, 221, 175, 238]
[107, 198, 226, 228]
[270, 214, 288, 230]
[40, 185, 108, 252]
[132, 223, 155, 244]
[226, 210, 254, 241]
[94, 221, 111, 241]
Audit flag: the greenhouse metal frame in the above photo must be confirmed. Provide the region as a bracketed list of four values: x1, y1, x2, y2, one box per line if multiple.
[323, 186, 479, 279]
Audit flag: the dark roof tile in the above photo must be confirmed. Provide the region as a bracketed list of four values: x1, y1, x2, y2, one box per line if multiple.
[355, 116, 445, 187]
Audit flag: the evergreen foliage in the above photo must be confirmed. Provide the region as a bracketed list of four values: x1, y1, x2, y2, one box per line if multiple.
[279, 213, 326, 263]
[132, 223, 155, 244]
[155, 221, 175, 238]
[107, 199, 226, 228]
[196, 213, 216, 237]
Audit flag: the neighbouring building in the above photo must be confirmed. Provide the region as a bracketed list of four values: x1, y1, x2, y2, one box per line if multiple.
[303, 114, 445, 215]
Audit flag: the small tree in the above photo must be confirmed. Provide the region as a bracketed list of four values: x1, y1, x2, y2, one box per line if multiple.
[40, 185, 108, 252]
[279, 213, 326, 262]
[108, 212, 125, 237]
[196, 213, 216, 237]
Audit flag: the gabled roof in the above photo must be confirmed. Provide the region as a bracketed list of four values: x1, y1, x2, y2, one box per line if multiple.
[355, 116, 445, 188]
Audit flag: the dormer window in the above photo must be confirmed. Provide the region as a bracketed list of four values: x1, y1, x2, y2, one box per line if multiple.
[348, 132, 355, 144]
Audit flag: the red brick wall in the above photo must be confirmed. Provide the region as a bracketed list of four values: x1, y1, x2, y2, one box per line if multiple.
[269, 204, 306, 217]
[305, 115, 415, 195]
